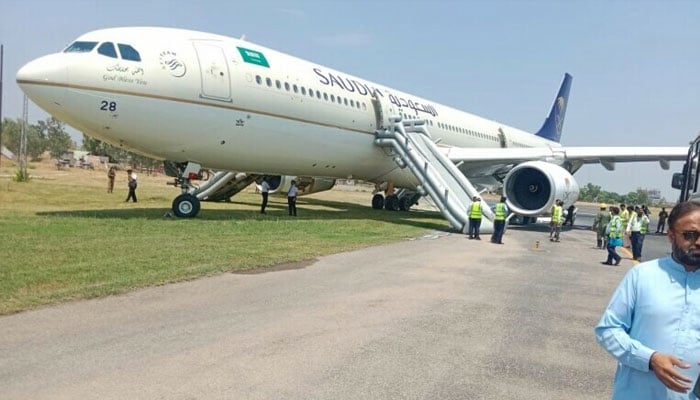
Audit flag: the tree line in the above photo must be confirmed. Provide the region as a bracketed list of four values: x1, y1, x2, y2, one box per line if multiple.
[577, 182, 669, 206]
[1, 117, 159, 168]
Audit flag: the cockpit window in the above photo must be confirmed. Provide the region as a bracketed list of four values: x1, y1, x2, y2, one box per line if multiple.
[97, 42, 118, 59]
[64, 41, 98, 53]
[117, 44, 141, 62]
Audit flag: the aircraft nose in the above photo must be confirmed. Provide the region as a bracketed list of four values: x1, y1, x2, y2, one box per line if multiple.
[16, 54, 68, 85]
[16, 54, 67, 109]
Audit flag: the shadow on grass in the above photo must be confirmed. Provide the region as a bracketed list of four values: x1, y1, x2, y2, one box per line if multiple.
[36, 196, 452, 232]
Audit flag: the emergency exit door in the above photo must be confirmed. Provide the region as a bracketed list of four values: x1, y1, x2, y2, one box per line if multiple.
[193, 42, 232, 102]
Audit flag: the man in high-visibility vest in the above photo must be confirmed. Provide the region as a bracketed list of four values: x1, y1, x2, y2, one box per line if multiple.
[467, 195, 482, 240]
[627, 207, 650, 261]
[602, 206, 623, 265]
[550, 199, 564, 242]
[619, 203, 630, 248]
[491, 196, 509, 244]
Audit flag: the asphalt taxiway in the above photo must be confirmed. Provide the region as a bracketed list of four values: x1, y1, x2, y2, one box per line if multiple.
[0, 222, 671, 399]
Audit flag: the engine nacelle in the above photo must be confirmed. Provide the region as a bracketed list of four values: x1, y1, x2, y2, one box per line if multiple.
[265, 175, 336, 196]
[503, 161, 579, 216]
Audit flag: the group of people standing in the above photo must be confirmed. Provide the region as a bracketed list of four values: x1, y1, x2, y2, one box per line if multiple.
[466, 195, 508, 244]
[257, 178, 298, 216]
[593, 202, 657, 265]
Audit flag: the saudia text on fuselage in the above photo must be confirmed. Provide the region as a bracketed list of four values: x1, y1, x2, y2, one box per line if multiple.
[312, 68, 438, 117]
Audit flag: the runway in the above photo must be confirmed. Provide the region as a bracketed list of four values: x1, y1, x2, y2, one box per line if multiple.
[0, 223, 669, 399]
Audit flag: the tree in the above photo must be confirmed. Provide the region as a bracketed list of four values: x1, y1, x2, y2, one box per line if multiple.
[1, 117, 46, 161]
[38, 117, 74, 160]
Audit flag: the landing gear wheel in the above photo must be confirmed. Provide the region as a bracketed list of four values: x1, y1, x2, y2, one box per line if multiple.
[372, 194, 385, 210]
[385, 195, 399, 211]
[172, 193, 200, 218]
[399, 196, 413, 211]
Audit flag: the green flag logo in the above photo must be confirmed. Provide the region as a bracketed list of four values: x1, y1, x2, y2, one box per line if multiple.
[237, 47, 270, 68]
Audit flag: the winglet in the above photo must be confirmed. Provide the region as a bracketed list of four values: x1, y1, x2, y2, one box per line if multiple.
[535, 73, 572, 143]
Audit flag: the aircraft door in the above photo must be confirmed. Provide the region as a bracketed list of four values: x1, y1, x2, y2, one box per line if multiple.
[193, 42, 232, 102]
[498, 127, 507, 148]
[371, 90, 397, 131]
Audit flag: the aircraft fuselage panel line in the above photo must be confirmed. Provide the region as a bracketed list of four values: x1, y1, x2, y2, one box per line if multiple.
[375, 117, 494, 234]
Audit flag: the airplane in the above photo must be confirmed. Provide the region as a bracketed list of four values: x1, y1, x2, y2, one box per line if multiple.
[16, 27, 688, 232]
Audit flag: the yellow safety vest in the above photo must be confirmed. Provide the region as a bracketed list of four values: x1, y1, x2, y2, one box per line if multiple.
[469, 202, 482, 219]
[552, 205, 562, 223]
[494, 203, 506, 221]
[609, 215, 622, 238]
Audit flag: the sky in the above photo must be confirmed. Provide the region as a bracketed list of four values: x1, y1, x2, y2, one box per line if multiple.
[1, 0, 698, 201]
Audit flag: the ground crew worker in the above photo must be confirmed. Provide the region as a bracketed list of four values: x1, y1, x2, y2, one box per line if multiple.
[491, 196, 508, 244]
[592, 203, 611, 249]
[619, 203, 630, 247]
[550, 199, 563, 242]
[626, 207, 650, 261]
[602, 206, 623, 266]
[467, 195, 482, 240]
[656, 207, 668, 234]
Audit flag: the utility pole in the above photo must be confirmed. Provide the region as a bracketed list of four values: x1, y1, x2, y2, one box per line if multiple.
[20, 94, 28, 179]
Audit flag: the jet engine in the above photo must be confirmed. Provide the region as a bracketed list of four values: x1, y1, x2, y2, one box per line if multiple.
[503, 161, 579, 216]
[265, 175, 336, 196]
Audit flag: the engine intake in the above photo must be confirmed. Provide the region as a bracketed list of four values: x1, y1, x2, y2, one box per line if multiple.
[503, 161, 579, 216]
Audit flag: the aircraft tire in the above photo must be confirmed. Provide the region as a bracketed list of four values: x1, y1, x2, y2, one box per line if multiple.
[371, 194, 384, 210]
[172, 193, 200, 218]
[399, 196, 412, 211]
[385, 195, 399, 211]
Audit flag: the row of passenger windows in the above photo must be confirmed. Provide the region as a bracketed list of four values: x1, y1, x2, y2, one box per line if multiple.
[63, 41, 141, 62]
[252, 74, 530, 148]
[254, 75, 368, 111]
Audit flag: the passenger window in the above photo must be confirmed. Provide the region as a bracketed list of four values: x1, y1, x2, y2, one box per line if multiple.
[293, 84, 298, 93]
[64, 41, 98, 53]
[266, 77, 272, 87]
[301, 87, 306, 95]
[275, 80, 281, 89]
[97, 42, 118, 58]
[284, 82, 290, 91]
[117, 44, 141, 61]
[256, 75, 262, 85]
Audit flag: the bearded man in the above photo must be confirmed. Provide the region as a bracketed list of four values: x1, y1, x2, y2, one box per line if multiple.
[595, 201, 700, 399]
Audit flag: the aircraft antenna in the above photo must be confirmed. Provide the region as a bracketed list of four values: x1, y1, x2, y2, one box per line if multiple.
[240, 34, 246, 41]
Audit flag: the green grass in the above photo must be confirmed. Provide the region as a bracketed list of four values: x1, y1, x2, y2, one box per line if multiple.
[0, 165, 448, 314]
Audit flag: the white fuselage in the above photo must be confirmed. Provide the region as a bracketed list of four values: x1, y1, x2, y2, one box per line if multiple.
[17, 27, 558, 188]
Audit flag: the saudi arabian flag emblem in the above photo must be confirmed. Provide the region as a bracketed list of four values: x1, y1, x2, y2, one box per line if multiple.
[237, 47, 270, 68]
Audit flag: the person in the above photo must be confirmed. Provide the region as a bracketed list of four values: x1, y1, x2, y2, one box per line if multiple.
[467, 195, 482, 240]
[287, 180, 298, 216]
[592, 203, 611, 249]
[550, 199, 563, 242]
[595, 201, 700, 399]
[563, 204, 576, 226]
[601, 206, 622, 265]
[620, 203, 630, 248]
[125, 169, 137, 202]
[657, 207, 669, 234]
[626, 207, 650, 261]
[107, 166, 116, 193]
[490, 196, 508, 244]
[257, 177, 270, 214]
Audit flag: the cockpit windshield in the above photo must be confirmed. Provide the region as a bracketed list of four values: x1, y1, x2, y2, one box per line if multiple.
[63, 40, 141, 62]
[63, 41, 98, 53]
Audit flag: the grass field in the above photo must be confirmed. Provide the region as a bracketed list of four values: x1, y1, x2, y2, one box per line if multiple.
[0, 158, 449, 315]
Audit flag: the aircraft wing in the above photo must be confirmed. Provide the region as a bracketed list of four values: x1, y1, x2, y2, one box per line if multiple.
[442, 146, 688, 171]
